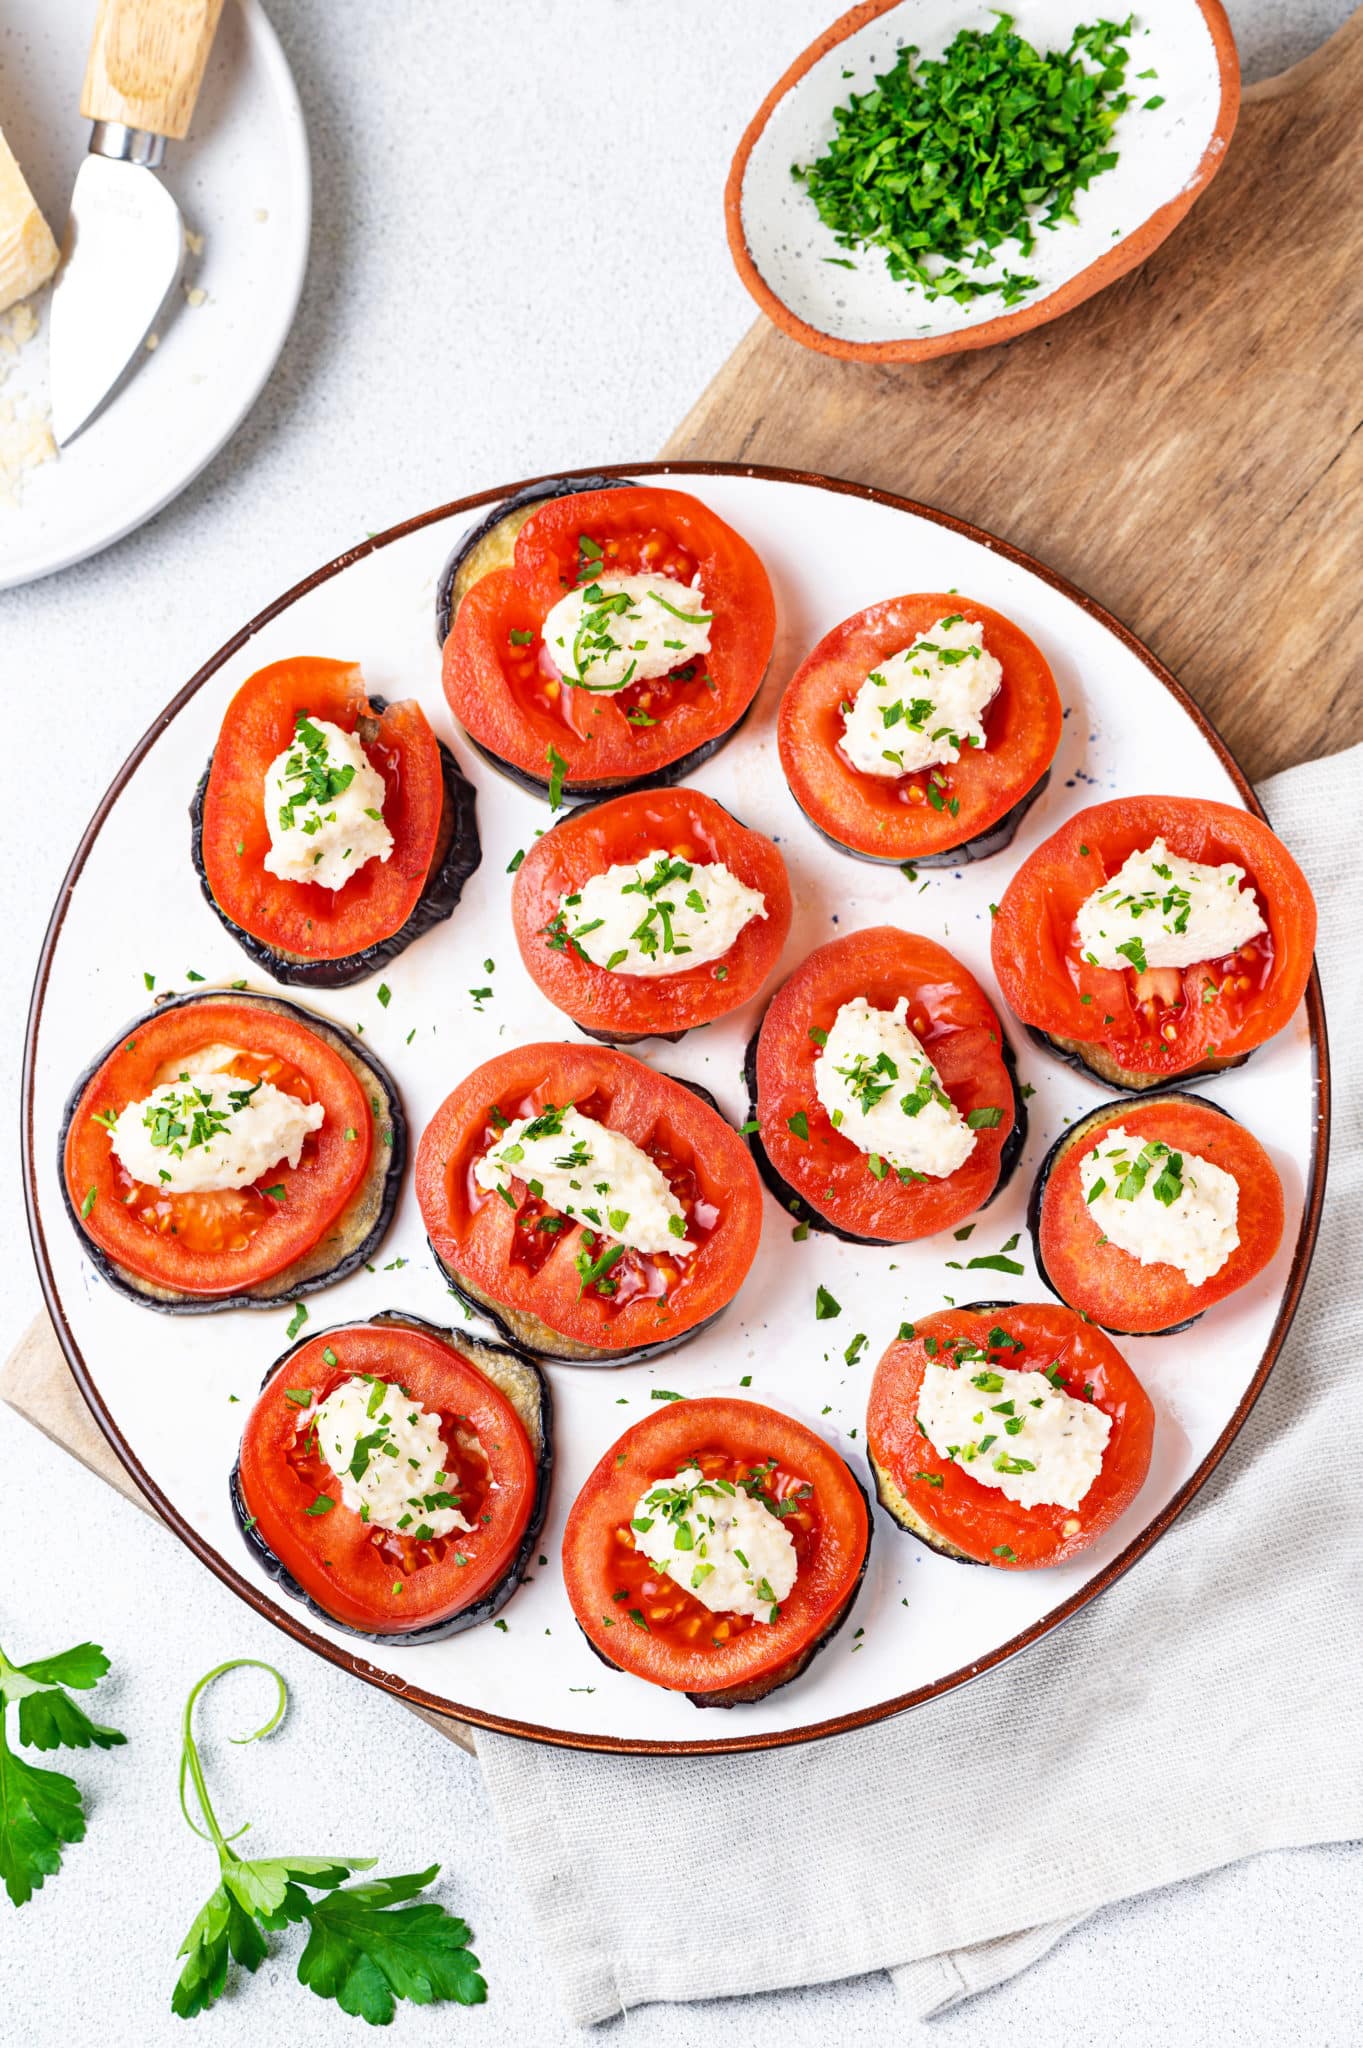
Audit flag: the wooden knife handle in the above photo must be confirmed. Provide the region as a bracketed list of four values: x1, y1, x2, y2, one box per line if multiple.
[80, 0, 227, 140]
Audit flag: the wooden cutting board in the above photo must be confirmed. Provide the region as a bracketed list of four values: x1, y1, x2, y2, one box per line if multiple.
[666, 8, 1363, 786]
[7, 7, 1360, 1749]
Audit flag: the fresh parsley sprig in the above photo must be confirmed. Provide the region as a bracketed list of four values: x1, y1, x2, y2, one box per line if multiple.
[172, 1659, 486, 2024]
[0, 1636, 126, 1908]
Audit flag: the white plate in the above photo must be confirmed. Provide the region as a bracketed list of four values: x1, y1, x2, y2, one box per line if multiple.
[24, 466, 1325, 1754]
[0, 0, 309, 589]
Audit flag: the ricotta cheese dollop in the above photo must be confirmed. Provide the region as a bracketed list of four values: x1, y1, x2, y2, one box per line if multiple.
[631, 1464, 798, 1623]
[815, 997, 976, 1180]
[312, 1375, 474, 1538]
[1079, 1124, 1240, 1286]
[555, 851, 766, 977]
[473, 1103, 693, 1255]
[839, 614, 1002, 779]
[540, 573, 711, 693]
[109, 1069, 324, 1193]
[1075, 837, 1266, 973]
[262, 714, 394, 892]
[918, 1361, 1111, 1512]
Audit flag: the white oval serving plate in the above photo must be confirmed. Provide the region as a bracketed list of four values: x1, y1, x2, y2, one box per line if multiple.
[0, 0, 309, 589]
[23, 464, 1325, 1754]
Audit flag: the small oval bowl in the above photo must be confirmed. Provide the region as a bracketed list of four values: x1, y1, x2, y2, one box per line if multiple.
[725, 0, 1239, 363]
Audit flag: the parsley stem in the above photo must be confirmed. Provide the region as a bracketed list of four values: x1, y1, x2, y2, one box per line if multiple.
[178, 1658, 288, 1857]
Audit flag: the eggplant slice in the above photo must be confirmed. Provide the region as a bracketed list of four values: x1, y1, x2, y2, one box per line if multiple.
[869, 1297, 1013, 1565]
[576, 1474, 873, 1708]
[791, 769, 1052, 871]
[60, 989, 405, 1315]
[1027, 1024, 1252, 1095]
[435, 471, 637, 648]
[230, 1309, 552, 1646]
[741, 1027, 1028, 1246]
[429, 1076, 744, 1367]
[1026, 1094, 1233, 1336]
[438, 470, 761, 804]
[190, 699, 482, 992]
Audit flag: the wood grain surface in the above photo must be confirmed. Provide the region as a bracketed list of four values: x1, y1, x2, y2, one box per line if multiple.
[81, 0, 226, 139]
[666, 10, 1363, 785]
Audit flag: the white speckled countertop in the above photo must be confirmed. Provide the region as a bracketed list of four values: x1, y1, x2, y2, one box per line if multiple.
[1, 4, 1357, 2041]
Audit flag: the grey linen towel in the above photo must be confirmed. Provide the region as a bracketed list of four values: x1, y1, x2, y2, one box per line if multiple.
[478, 743, 1363, 2026]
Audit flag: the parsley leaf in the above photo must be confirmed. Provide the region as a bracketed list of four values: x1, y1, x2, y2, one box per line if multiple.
[171, 1660, 485, 2020]
[0, 1637, 125, 1907]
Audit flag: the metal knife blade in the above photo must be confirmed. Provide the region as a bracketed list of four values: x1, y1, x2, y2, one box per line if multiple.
[49, 127, 184, 448]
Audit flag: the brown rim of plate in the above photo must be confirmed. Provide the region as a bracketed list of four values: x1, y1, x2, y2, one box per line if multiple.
[723, 0, 1242, 364]
[21, 460, 1330, 1757]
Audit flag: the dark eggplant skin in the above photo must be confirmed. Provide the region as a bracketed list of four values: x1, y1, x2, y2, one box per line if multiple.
[435, 472, 638, 648]
[789, 768, 1052, 871]
[229, 1309, 552, 1645]
[869, 1297, 1013, 1566]
[59, 990, 405, 1315]
[189, 699, 482, 992]
[1026, 1023, 1252, 1096]
[1026, 1095, 1235, 1337]
[574, 1473, 874, 1708]
[426, 1077, 747, 1367]
[460, 702, 760, 807]
[741, 1026, 1028, 1247]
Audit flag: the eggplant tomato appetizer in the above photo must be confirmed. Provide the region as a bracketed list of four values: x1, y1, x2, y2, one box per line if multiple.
[778, 595, 1061, 866]
[442, 484, 776, 800]
[746, 926, 1022, 1244]
[62, 991, 402, 1312]
[1031, 1094, 1284, 1336]
[867, 1305, 1154, 1569]
[511, 787, 792, 1043]
[194, 655, 480, 989]
[435, 470, 636, 645]
[415, 1042, 763, 1363]
[233, 1312, 550, 1642]
[563, 1396, 870, 1707]
[992, 796, 1316, 1091]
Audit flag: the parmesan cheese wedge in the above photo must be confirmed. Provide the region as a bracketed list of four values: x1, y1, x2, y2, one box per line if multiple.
[0, 124, 59, 316]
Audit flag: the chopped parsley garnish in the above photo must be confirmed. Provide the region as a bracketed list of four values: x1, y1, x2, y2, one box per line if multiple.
[790, 13, 1139, 309]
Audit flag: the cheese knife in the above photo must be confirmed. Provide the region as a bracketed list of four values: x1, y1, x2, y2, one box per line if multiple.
[49, 0, 226, 448]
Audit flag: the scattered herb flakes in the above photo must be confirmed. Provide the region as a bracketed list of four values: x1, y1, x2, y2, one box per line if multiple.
[546, 744, 569, 811]
[815, 1285, 841, 1321]
[376, 983, 391, 1008]
[285, 1302, 308, 1339]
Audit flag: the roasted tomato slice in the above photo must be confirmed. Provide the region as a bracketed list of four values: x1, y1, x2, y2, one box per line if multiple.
[63, 994, 387, 1303]
[562, 1396, 870, 1704]
[748, 927, 1020, 1243]
[442, 486, 775, 797]
[234, 1316, 548, 1640]
[992, 796, 1316, 1090]
[511, 787, 792, 1042]
[414, 1042, 763, 1362]
[777, 593, 1061, 864]
[867, 1305, 1154, 1569]
[198, 656, 448, 970]
[1031, 1094, 1284, 1335]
